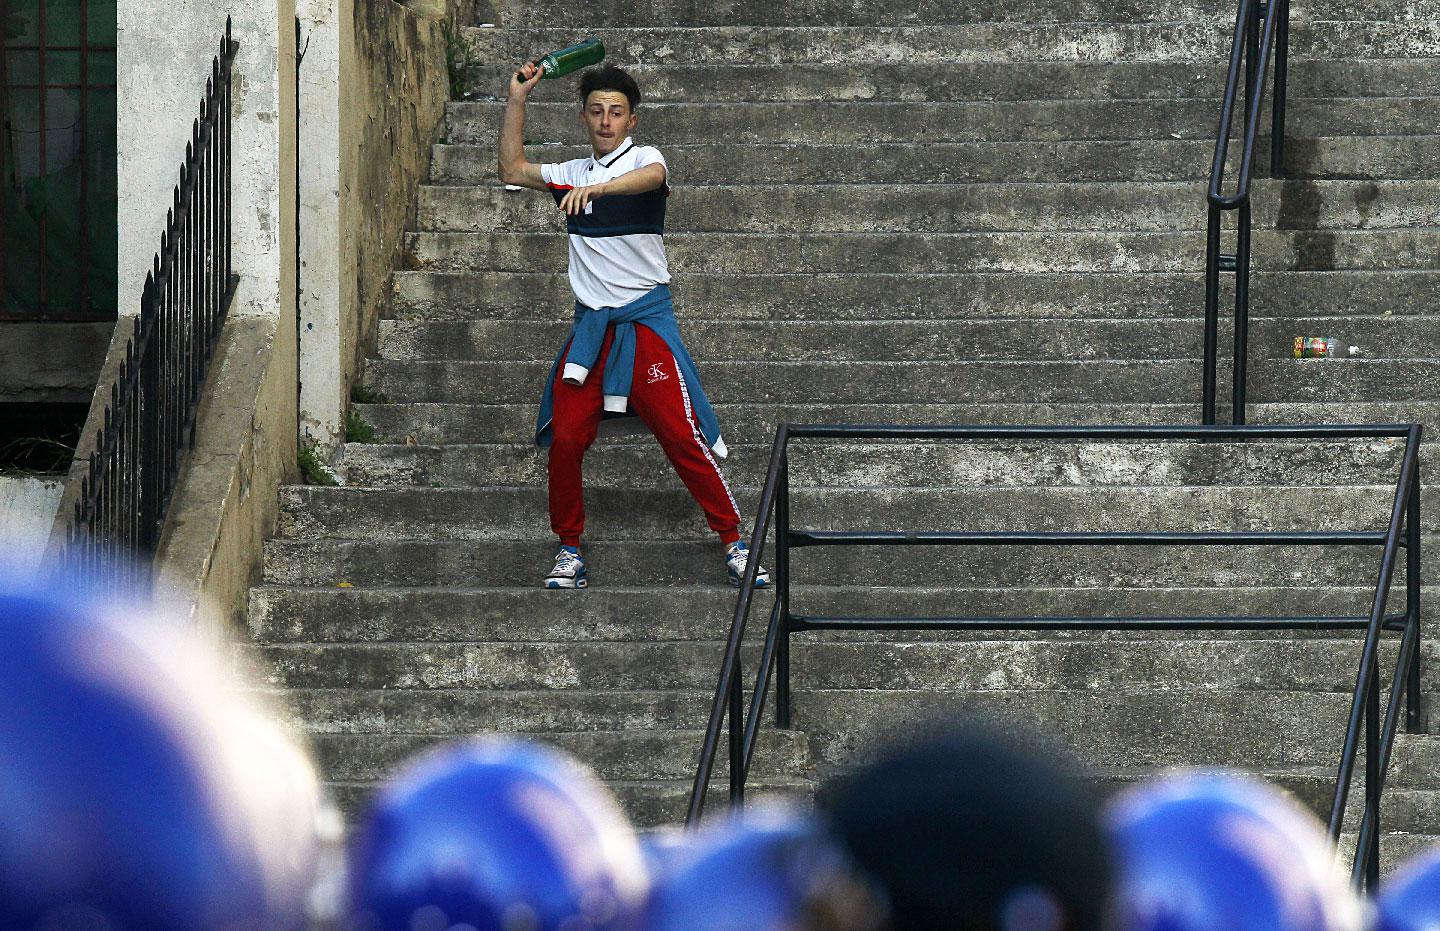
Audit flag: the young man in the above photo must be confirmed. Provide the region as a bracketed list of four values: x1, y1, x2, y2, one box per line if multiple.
[498, 62, 768, 591]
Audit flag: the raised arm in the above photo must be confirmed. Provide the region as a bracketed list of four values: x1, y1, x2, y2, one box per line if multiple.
[498, 63, 548, 190]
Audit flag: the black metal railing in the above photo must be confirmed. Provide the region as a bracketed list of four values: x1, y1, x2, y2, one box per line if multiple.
[65, 20, 236, 586]
[1203, 0, 1291, 425]
[688, 423, 1422, 891]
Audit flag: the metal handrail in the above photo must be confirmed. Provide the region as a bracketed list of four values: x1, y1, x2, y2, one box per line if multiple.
[1203, 0, 1291, 425]
[1326, 423, 1423, 889]
[687, 423, 1422, 891]
[64, 19, 237, 587]
[686, 425, 788, 824]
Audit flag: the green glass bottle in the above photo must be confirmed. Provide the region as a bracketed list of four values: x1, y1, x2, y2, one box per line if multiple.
[519, 38, 606, 81]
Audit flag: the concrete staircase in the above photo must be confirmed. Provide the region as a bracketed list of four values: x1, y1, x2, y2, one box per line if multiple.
[249, 0, 1440, 867]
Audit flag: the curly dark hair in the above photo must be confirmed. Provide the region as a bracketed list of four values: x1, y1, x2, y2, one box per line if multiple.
[578, 64, 641, 110]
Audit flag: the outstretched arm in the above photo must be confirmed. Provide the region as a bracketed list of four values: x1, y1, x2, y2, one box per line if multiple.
[556, 162, 668, 215]
[498, 63, 547, 190]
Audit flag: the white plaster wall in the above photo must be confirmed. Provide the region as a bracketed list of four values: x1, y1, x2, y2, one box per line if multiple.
[296, 0, 357, 449]
[117, 2, 291, 321]
[0, 476, 64, 576]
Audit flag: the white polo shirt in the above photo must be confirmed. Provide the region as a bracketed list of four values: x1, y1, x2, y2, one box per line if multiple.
[540, 137, 671, 310]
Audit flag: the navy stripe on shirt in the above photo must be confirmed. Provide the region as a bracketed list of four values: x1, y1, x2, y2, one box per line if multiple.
[549, 186, 667, 239]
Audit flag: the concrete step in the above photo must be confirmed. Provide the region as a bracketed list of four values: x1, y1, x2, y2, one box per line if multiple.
[252, 640, 758, 690]
[250, 638, 1430, 696]
[1388, 732, 1440, 787]
[362, 357, 1440, 407]
[261, 536, 1432, 588]
[405, 194, 1440, 267]
[1336, 831, 1440, 877]
[474, 0, 1436, 28]
[446, 97, 1440, 146]
[279, 686, 715, 734]
[346, 398, 1435, 447]
[436, 136, 1440, 185]
[333, 439, 1418, 489]
[274, 484, 1421, 543]
[373, 316, 1438, 364]
[459, 58, 1440, 104]
[1351, 788, 1440, 836]
[459, 22, 1440, 69]
[420, 185, 1440, 249]
[249, 582, 1433, 643]
[794, 688, 1369, 769]
[1269, 359, 1440, 403]
[275, 685, 1388, 770]
[310, 728, 813, 783]
[362, 358, 1204, 404]
[389, 270, 1438, 322]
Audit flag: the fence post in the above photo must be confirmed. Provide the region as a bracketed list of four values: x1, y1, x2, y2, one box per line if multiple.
[1202, 207, 1221, 424]
[1407, 463, 1422, 732]
[1268, 0, 1290, 174]
[776, 449, 793, 728]
[1232, 201, 1252, 425]
[729, 657, 745, 805]
[1366, 663, 1380, 889]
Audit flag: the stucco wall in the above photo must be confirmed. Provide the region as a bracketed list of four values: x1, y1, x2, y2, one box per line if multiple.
[0, 475, 64, 575]
[117, 2, 294, 322]
[297, 0, 456, 448]
[151, 3, 300, 642]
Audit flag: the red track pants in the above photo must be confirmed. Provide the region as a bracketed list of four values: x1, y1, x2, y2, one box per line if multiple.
[549, 323, 742, 547]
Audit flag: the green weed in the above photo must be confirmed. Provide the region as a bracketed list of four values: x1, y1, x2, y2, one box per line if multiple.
[297, 441, 339, 486]
[441, 18, 484, 101]
[345, 409, 379, 444]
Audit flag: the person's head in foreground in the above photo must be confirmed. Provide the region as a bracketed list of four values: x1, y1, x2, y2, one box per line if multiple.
[643, 806, 887, 931]
[346, 737, 651, 930]
[1374, 844, 1440, 931]
[1105, 770, 1362, 931]
[0, 563, 325, 929]
[819, 723, 1115, 931]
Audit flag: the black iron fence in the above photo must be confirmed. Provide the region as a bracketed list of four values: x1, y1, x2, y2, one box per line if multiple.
[1204, 0, 1292, 424]
[65, 20, 237, 585]
[689, 423, 1422, 892]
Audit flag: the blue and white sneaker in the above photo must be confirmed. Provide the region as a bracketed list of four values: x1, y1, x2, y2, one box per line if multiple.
[544, 545, 587, 589]
[725, 540, 770, 588]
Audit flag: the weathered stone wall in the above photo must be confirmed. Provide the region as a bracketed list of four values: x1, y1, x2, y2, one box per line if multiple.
[154, 307, 297, 644]
[351, 0, 455, 391]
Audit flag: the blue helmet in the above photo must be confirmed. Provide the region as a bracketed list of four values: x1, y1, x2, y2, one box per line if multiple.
[347, 737, 649, 930]
[642, 809, 883, 931]
[1375, 845, 1440, 931]
[0, 574, 323, 929]
[1106, 772, 1361, 931]
[637, 827, 692, 884]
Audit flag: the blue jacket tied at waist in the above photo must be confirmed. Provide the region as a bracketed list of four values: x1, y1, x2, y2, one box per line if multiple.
[535, 285, 728, 457]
